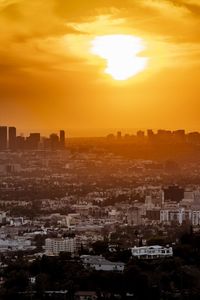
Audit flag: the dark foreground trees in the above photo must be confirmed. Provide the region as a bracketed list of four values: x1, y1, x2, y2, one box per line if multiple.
[1, 234, 200, 299]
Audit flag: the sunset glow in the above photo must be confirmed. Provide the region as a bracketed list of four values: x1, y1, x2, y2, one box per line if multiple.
[0, 0, 200, 134]
[91, 35, 148, 80]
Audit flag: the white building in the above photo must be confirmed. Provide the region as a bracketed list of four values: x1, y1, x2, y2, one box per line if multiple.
[184, 191, 194, 200]
[192, 210, 200, 226]
[0, 237, 33, 252]
[160, 208, 200, 225]
[145, 195, 154, 210]
[81, 255, 125, 272]
[127, 207, 143, 226]
[0, 212, 7, 224]
[10, 217, 24, 226]
[45, 238, 77, 256]
[130, 245, 173, 259]
[160, 208, 186, 224]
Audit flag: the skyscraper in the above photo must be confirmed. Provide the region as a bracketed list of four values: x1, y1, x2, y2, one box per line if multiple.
[9, 127, 16, 150]
[163, 185, 184, 203]
[50, 133, 59, 150]
[60, 130, 65, 149]
[117, 131, 122, 139]
[0, 126, 7, 150]
[26, 133, 40, 149]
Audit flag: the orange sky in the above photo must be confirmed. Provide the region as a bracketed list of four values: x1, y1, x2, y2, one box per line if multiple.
[0, 0, 200, 136]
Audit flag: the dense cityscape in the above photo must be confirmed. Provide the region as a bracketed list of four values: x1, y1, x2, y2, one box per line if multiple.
[1, 0, 200, 298]
[0, 125, 200, 299]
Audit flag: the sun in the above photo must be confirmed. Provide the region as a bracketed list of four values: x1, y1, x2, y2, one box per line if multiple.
[91, 34, 148, 81]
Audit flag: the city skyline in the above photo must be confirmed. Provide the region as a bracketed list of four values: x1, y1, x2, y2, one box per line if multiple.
[0, 125, 66, 150]
[0, 0, 200, 134]
[3, 125, 200, 138]
[2, 124, 200, 146]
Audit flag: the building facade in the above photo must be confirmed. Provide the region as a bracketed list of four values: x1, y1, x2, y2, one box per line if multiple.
[45, 238, 77, 255]
[0, 126, 7, 150]
[160, 208, 200, 225]
[130, 245, 173, 259]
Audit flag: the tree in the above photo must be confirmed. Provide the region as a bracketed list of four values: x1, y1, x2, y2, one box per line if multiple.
[92, 241, 108, 255]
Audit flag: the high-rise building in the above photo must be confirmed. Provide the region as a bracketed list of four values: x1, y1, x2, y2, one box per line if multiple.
[0, 126, 7, 150]
[117, 131, 122, 139]
[157, 130, 172, 143]
[42, 137, 51, 150]
[147, 129, 154, 141]
[163, 185, 184, 203]
[45, 238, 77, 255]
[187, 132, 200, 144]
[50, 133, 59, 150]
[26, 133, 40, 150]
[173, 130, 185, 143]
[16, 136, 25, 150]
[60, 130, 65, 149]
[9, 127, 16, 150]
[137, 130, 145, 138]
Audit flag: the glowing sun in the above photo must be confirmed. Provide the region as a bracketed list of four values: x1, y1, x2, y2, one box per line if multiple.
[91, 34, 148, 80]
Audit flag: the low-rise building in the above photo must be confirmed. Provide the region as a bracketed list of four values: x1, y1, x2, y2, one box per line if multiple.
[130, 245, 173, 259]
[0, 237, 33, 252]
[81, 255, 125, 272]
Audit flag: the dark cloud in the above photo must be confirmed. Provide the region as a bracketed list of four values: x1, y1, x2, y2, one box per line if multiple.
[1, 2, 22, 20]
[167, 0, 200, 16]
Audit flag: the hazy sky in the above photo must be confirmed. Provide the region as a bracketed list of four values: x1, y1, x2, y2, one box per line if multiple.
[0, 0, 200, 136]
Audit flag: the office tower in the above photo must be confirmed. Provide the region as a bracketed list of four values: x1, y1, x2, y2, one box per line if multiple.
[187, 132, 200, 144]
[117, 131, 122, 139]
[137, 130, 145, 138]
[173, 130, 185, 143]
[42, 137, 51, 150]
[50, 133, 59, 150]
[157, 129, 172, 143]
[127, 207, 143, 226]
[147, 129, 154, 136]
[16, 136, 25, 150]
[147, 129, 154, 140]
[107, 133, 115, 140]
[60, 130, 65, 149]
[163, 185, 184, 203]
[0, 126, 7, 150]
[26, 133, 40, 150]
[9, 127, 16, 150]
